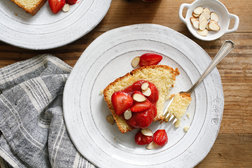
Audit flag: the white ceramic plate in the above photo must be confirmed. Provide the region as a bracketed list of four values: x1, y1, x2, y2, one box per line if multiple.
[63, 24, 224, 168]
[0, 0, 111, 50]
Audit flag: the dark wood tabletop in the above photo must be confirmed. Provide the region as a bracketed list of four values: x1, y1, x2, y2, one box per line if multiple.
[0, 0, 251, 167]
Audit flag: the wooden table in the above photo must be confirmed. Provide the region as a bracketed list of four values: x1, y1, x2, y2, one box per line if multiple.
[0, 0, 251, 167]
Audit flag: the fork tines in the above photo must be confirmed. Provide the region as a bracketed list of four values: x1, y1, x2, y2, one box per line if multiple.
[164, 111, 177, 123]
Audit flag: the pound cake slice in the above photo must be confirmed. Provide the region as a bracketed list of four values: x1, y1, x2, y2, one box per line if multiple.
[103, 65, 180, 133]
[11, 0, 46, 15]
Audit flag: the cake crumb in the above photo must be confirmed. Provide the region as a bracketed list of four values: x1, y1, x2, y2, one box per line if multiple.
[186, 113, 190, 119]
[174, 119, 180, 128]
[99, 90, 103, 95]
[184, 126, 189, 132]
[146, 141, 160, 150]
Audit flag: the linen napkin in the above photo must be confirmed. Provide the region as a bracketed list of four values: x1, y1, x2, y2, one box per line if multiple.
[0, 55, 95, 168]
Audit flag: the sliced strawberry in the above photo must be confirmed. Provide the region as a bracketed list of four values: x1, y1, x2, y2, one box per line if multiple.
[135, 130, 153, 145]
[153, 129, 168, 146]
[111, 91, 133, 116]
[151, 105, 157, 118]
[126, 105, 155, 128]
[66, 0, 77, 5]
[49, 0, 66, 14]
[130, 99, 152, 112]
[123, 80, 158, 104]
[123, 80, 146, 95]
[146, 82, 159, 103]
[131, 80, 147, 91]
[139, 53, 163, 67]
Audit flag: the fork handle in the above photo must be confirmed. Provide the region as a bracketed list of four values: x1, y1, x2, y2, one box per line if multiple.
[187, 40, 234, 93]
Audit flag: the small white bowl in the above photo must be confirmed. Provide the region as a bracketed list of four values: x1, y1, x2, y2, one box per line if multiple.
[179, 0, 239, 41]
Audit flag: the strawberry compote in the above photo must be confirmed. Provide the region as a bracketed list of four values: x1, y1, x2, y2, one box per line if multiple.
[111, 80, 159, 129]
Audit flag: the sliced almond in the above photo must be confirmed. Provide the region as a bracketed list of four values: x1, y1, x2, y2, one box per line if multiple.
[174, 119, 180, 128]
[201, 8, 210, 19]
[141, 82, 149, 91]
[124, 110, 132, 120]
[133, 93, 146, 102]
[62, 4, 70, 12]
[184, 126, 189, 132]
[197, 29, 208, 36]
[106, 114, 115, 125]
[190, 17, 199, 29]
[210, 12, 219, 22]
[208, 20, 220, 31]
[146, 141, 160, 150]
[141, 128, 153, 136]
[131, 56, 140, 68]
[199, 17, 208, 30]
[192, 12, 200, 18]
[142, 88, 151, 96]
[206, 23, 210, 30]
[199, 14, 206, 22]
[186, 113, 190, 119]
[193, 6, 203, 15]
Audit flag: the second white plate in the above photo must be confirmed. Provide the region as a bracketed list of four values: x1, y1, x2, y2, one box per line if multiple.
[0, 0, 111, 50]
[63, 24, 224, 168]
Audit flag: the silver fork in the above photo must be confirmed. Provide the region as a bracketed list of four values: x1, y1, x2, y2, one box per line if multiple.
[163, 40, 235, 123]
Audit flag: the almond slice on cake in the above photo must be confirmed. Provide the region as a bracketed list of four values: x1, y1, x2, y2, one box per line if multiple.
[103, 65, 180, 133]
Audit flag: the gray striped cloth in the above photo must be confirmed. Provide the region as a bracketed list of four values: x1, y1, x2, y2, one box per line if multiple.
[0, 55, 95, 168]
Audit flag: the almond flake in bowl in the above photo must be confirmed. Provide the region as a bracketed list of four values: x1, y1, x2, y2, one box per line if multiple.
[190, 7, 220, 37]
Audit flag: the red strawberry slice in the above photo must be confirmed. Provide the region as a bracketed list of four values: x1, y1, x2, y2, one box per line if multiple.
[150, 105, 157, 118]
[126, 105, 155, 128]
[135, 131, 153, 145]
[111, 91, 133, 116]
[123, 80, 146, 95]
[139, 53, 163, 67]
[130, 99, 152, 112]
[146, 82, 159, 103]
[131, 80, 147, 91]
[153, 129, 168, 146]
[49, 0, 66, 14]
[66, 0, 77, 5]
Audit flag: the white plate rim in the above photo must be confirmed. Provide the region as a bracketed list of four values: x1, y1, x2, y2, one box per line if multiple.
[63, 24, 224, 168]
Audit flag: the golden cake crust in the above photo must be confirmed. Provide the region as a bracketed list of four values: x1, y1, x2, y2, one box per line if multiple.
[103, 65, 179, 133]
[11, 0, 46, 15]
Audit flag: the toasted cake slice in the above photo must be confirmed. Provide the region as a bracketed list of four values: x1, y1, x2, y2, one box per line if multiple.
[103, 65, 180, 133]
[11, 0, 46, 15]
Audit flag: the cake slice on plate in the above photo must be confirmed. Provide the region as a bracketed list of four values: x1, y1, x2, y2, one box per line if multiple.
[11, 0, 46, 15]
[103, 65, 180, 133]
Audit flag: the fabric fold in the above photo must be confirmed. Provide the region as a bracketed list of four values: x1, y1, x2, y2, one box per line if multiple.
[0, 55, 95, 168]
